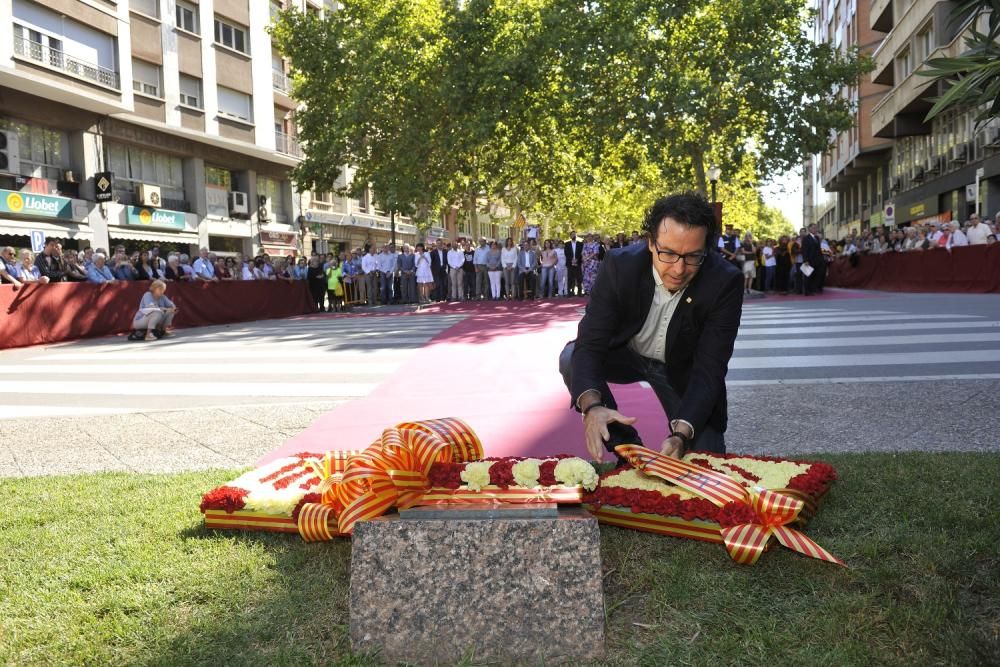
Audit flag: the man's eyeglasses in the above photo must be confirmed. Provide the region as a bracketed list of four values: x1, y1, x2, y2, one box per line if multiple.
[652, 243, 707, 267]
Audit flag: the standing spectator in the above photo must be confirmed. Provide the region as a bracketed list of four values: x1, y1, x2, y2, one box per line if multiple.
[554, 238, 568, 297]
[929, 224, 945, 245]
[717, 224, 741, 268]
[460, 242, 475, 301]
[430, 239, 449, 301]
[935, 224, 951, 248]
[177, 254, 196, 280]
[325, 257, 345, 312]
[61, 249, 89, 282]
[801, 224, 823, 296]
[966, 213, 990, 245]
[129, 279, 177, 341]
[629, 230, 642, 245]
[414, 243, 434, 304]
[275, 259, 294, 282]
[517, 240, 539, 299]
[86, 253, 116, 283]
[581, 233, 602, 295]
[501, 237, 519, 300]
[948, 222, 969, 248]
[397, 244, 417, 304]
[539, 239, 557, 298]
[34, 239, 64, 282]
[473, 238, 490, 300]
[761, 239, 776, 293]
[1, 246, 24, 288]
[377, 244, 397, 304]
[773, 235, 790, 294]
[485, 240, 503, 300]
[610, 232, 627, 249]
[790, 233, 804, 295]
[306, 257, 327, 311]
[447, 241, 465, 301]
[817, 232, 831, 293]
[564, 231, 583, 296]
[362, 246, 378, 306]
[740, 232, 757, 295]
[134, 250, 161, 281]
[216, 258, 234, 281]
[292, 256, 308, 281]
[12, 249, 48, 283]
[340, 251, 359, 302]
[192, 248, 217, 282]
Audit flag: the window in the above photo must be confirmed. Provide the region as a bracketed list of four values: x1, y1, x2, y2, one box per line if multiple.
[176, 1, 199, 34]
[896, 47, 913, 80]
[106, 142, 184, 203]
[205, 166, 232, 189]
[916, 24, 934, 63]
[0, 118, 65, 180]
[130, 0, 158, 18]
[213, 17, 248, 54]
[217, 85, 252, 121]
[270, 1, 283, 22]
[13, 24, 63, 68]
[258, 176, 287, 222]
[205, 166, 232, 217]
[132, 59, 162, 98]
[179, 74, 202, 108]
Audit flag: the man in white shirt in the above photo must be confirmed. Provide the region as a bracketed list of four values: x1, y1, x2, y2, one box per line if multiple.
[361, 247, 378, 306]
[376, 245, 397, 304]
[761, 239, 776, 292]
[447, 242, 465, 301]
[192, 248, 218, 282]
[966, 213, 991, 245]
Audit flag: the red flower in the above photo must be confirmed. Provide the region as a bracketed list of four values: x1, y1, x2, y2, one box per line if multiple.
[716, 501, 758, 528]
[490, 460, 516, 489]
[273, 468, 311, 490]
[200, 486, 249, 514]
[787, 462, 838, 497]
[539, 460, 558, 486]
[259, 461, 303, 484]
[722, 463, 761, 483]
[291, 493, 322, 522]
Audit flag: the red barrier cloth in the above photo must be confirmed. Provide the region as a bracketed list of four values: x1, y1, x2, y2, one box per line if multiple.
[0, 280, 317, 350]
[827, 244, 1000, 293]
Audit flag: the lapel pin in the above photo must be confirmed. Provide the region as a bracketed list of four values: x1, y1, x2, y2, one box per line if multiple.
[686, 297, 692, 304]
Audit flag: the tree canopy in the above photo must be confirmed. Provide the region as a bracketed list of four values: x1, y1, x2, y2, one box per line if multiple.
[271, 0, 868, 232]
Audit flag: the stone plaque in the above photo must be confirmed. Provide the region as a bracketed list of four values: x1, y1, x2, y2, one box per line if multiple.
[350, 507, 605, 664]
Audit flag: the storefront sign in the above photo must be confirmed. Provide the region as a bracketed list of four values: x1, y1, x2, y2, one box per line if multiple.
[0, 189, 73, 219]
[260, 230, 296, 246]
[901, 197, 937, 224]
[125, 205, 186, 230]
[912, 211, 952, 227]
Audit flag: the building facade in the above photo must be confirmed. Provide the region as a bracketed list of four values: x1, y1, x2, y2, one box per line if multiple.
[0, 0, 424, 260]
[806, 0, 1000, 239]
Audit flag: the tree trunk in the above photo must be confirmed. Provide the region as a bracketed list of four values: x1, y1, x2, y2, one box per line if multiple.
[690, 145, 708, 196]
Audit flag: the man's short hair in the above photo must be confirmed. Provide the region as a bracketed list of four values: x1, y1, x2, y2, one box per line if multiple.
[642, 192, 718, 249]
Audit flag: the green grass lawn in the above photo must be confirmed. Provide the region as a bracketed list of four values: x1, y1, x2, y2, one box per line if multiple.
[1, 453, 998, 666]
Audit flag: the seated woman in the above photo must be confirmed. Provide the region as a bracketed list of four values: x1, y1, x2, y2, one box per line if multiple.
[61, 249, 89, 282]
[134, 250, 162, 281]
[215, 257, 234, 281]
[12, 249, 49, 284]
[129, 279, 178, 341]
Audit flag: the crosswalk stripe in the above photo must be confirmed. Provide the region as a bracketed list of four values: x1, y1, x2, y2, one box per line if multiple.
[734, 332, 1000, 350]
[739, 313, 981, 326]
[727, 373, 1000, 386]
[0, 381, 377, 397]
[740, 309, 899, 320]
[0, 363, 404, 375]
[735, 320, 1000, 336]
[26, 350, 419, 361]
[729, 349, 1000, 370]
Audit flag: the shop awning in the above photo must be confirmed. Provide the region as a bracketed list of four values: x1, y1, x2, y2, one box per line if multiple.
[0, 218, 93, 241]
[108, 227, 200, 244]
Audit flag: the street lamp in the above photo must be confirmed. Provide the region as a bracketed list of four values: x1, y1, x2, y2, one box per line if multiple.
[707, 164, 721, 203]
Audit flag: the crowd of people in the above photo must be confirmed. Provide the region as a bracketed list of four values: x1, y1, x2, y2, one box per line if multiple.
[4, 209, 999, 314]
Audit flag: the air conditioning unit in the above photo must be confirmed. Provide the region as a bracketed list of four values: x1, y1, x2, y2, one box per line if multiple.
[985, 127, 1000, 149]
[137, 183, 162, 207]
[912, 167, 925, 182]
[257, 194, 273, 222]
[0, 130, 20, 175]
[926, 156, 942, 175]
[229, 190, 249, 216]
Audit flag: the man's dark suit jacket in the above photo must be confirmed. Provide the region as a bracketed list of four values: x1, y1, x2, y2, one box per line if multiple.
[564, 239, 584, 265]
[801, 234, 823, 267]
[430, 249, 447, 274]
[571, 243, 743, 435]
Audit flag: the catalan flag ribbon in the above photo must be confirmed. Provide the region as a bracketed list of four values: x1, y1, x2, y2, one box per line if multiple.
[615, 444, 845, 567]
[513, 212, 526, 229]
[296, 418, 484, 541]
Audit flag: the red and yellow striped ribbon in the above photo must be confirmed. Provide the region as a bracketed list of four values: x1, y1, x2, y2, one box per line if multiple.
[296, 418, 483, 541]
[615, 444, 845, 567]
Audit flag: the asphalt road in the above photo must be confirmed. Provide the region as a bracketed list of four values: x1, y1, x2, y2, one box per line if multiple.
[2, 289, 997, 477]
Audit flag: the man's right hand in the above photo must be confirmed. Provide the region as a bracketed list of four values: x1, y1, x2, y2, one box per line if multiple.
[583, 406, 637, 462]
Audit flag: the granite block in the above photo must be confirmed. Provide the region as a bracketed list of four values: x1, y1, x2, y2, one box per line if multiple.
[350, 507, 605, 665]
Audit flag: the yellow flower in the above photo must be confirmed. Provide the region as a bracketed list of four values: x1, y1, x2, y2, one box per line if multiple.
[602, 469, 701, 501]
[460, 462, 493, 492]
[245, 491, 305, 517]
[681, 453, 808, 490]
[512, 459, 542, 488]
[553, 458, 600, 491]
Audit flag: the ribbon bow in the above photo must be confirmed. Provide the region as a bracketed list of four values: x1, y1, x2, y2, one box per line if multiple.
[616, 444, 844, 567]
[297, 418, 484, 541]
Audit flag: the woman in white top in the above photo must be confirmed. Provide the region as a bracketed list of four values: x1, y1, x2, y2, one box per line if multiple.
[500, 237, 519, 300]
[553, 241, 567, 296]
[414, 243, 434, 304]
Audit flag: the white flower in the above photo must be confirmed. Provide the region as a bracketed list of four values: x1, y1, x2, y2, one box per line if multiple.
[512, 459, 542, 488]
[554, 458, 600, 491]
[460, 461, 493, 492]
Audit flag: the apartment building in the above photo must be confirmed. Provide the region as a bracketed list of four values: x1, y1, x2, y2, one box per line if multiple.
[807, 0, 1000, 239]
[0, 0, 421, 260]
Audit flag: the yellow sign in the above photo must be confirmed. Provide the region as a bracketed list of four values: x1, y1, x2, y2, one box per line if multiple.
[909, 202, 925, 217]
[6, 192, 24, 213]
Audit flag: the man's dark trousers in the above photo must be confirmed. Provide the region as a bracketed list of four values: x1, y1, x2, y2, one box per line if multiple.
[559, 341, 725, 454]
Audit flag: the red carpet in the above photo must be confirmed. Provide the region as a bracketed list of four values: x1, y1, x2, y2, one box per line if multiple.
[260, 299, 671, 464]
[260, 288, 873, 465]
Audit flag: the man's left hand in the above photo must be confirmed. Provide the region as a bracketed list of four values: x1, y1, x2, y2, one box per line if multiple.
[659, 435, 684, 459]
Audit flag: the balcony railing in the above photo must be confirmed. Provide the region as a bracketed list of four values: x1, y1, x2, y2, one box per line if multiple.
[275, 131, 303, 157]
[13, 35, 120, 90]
[272, 69, 290, 93]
